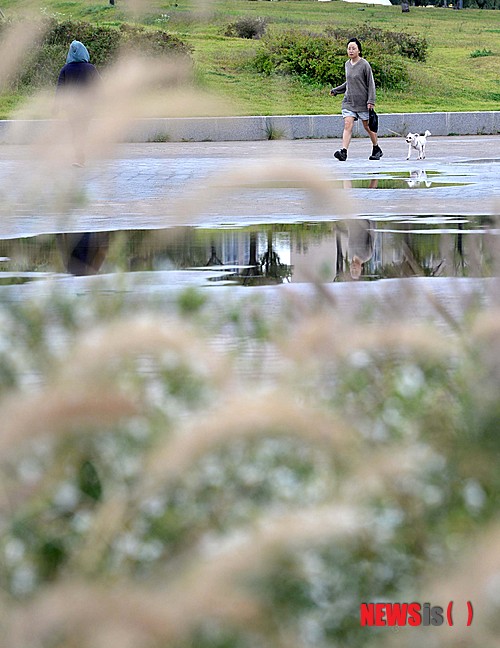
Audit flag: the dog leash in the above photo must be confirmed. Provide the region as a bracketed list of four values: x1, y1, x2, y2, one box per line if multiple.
[386, 128, 404, 136]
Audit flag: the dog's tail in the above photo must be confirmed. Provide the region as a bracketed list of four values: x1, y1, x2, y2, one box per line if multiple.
[424, 130, 431, 137]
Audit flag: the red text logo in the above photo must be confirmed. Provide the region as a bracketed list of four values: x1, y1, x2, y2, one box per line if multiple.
[360, 601, 473, 627]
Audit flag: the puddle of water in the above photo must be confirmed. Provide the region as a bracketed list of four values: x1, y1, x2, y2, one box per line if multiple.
[0, 216, 495, 286]
[349, 178, 471, 189]
[457, 158, 500, 164]
[377, 170, 444, 177]
[347, 170, 473, 190]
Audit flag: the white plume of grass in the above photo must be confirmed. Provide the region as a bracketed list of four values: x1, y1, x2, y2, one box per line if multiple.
[0, 19, 46, 91]
[385, 523, 500, 648]
[0, 313, 228, 457]
[145, 388, 356, 487]
[0, 386, 138, 457]
[280, 314, 455, 364]
[7, 504, 371, 648]
[59, 314, 228, 385]
[175, 157, 354, 223]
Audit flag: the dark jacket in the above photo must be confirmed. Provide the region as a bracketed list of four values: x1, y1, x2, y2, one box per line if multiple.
[57, 61, 99, 88]
[57, 41, 100, 90]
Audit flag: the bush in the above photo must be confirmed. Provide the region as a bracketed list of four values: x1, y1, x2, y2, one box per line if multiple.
[117, 22, 192, 57]
[225, 16, 268, 39]
[366, 48, 410, 91]
[254, 30, 410, 91]
[254, 31, 346, 85]
[325, 23, 429, 62]
[469, 48, 494, 57]
[0, 18, 192, 92]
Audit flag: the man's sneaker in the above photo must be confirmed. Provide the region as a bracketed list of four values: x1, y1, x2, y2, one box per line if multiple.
[334, 148, 348, 161]
[369, 145, 383, 160]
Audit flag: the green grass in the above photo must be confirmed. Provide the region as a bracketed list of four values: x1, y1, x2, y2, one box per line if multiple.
[1, 0, 500, 117]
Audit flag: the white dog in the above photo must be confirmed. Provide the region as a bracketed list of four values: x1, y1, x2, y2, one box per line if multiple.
[405, 130, 431, 160]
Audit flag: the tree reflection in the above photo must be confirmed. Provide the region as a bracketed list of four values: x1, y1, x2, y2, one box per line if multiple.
[0, 219, 494, 284]
[241, 231, 292, 285]
[376, 230, 446, 278]
[206, 244, 222, 266]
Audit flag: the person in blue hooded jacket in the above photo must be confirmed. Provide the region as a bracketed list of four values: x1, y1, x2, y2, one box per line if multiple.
[56, 41, 101, 166]
[57, 40, 100, 89]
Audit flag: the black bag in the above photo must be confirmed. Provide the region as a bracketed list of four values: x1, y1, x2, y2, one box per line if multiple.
[368, 108, 378, 133]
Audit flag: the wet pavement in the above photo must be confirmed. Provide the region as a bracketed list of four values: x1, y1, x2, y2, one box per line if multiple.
[0, 135, 499, 240]
[0, 134, 498, 324]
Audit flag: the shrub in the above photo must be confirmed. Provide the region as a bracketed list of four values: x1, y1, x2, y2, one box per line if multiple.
[225, 16, 268, 39]
[117, 22, 192, 57]
[366, 48, 410, 91]
[254, 31, 346, 86]
[254, 30, 409, 91]
[0, 17, 192, 92]
[325, 23, 429, 62]
[469, 48, 494, 57]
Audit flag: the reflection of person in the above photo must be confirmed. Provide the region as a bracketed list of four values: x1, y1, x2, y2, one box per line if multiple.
[56, 41, 100, 166]
[342, 179, 378, 190]
[330, 38, 383, 162]
[58, 232, 109, 276]
[336, 219, 376, 280]
[347, 219, 376, 279]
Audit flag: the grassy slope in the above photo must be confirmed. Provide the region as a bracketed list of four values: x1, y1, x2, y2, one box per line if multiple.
[2, 0, 500, 117]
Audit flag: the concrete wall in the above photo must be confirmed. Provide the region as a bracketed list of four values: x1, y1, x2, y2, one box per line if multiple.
[0, 111, 499, 144]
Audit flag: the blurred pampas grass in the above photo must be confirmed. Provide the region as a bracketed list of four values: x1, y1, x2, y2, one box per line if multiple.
[0, 9, 499, 648]
[0, 19, 46, 90]
[281, 314, 455, 363]
[7, 505, 372, 648]
[1, 281, 499, 647]
[0, 385, 138, 455]
[61, 314, 227, 384]
[145, 389, 356, 487]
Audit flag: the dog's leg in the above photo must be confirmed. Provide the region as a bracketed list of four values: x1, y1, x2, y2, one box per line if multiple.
[406, 144, 411, 160]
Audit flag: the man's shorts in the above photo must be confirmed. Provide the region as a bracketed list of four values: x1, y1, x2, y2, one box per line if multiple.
[342, 108, 369, 121]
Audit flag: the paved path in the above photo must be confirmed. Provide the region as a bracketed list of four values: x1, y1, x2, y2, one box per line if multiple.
[1, 135, 498, 335]
[0, 135, 499, 239]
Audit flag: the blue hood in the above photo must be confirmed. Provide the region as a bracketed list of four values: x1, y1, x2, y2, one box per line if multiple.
[66, 41, 90, 64]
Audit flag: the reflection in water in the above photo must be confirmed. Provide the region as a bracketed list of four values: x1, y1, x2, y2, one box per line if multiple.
[406, 170, 432, 188]
[206, 244, 223, 266]
[333, 182, 376, 280]
[348, 171, 469, 190]
[343, 178, 378, 191]
[58, 232, 110, 276]
[342, 220, 376, 280]
[0, 216, 495, 286]
[240, 230, 292, 285]
[293, 220, 376, 282]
